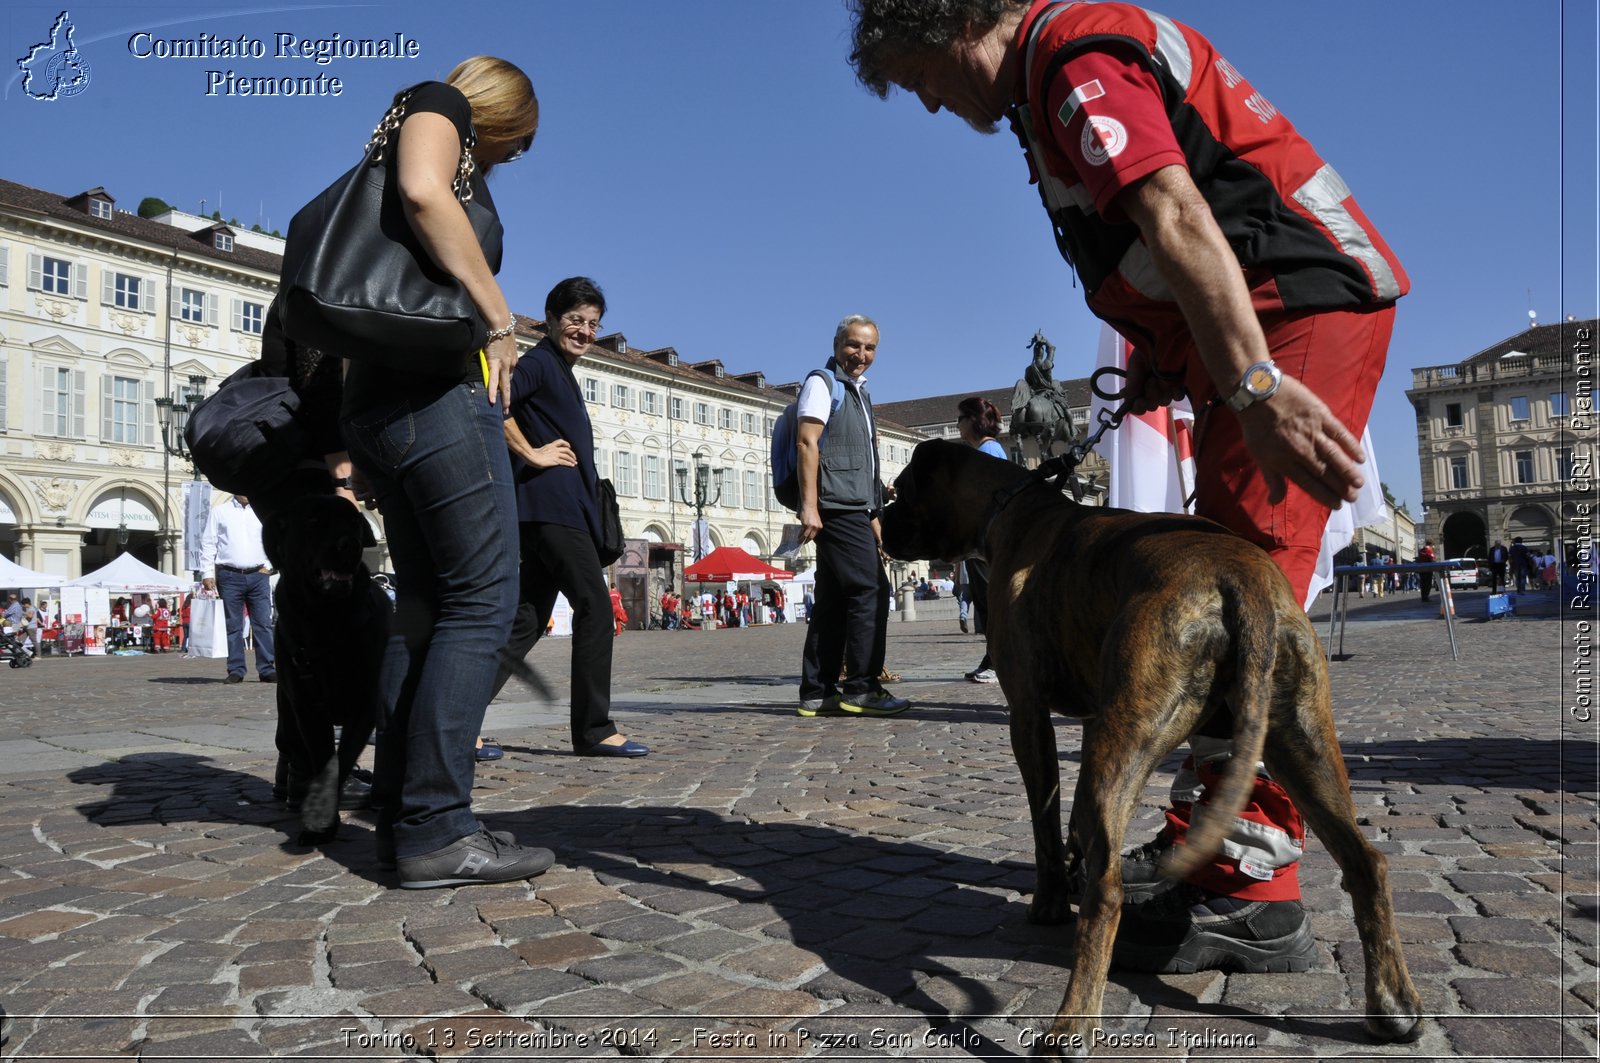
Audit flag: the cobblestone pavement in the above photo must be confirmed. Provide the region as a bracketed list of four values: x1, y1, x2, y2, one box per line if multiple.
[0, 585, 1594, 1061]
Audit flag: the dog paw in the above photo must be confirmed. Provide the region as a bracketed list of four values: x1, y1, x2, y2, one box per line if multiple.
[1027, 891, 1075, 926]
[1364, 1010, 1422, 1044]
[297, 825, 340, 846]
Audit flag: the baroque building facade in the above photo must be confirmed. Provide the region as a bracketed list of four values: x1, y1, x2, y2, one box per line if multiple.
[0, 175, 925, 587]
[1407, 318, 1596, 563]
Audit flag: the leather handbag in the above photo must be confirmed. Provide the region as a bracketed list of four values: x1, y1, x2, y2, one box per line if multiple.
[278, 89, 503, 375]
[183, 362, 307, 495]
[595, 478, 626, 567]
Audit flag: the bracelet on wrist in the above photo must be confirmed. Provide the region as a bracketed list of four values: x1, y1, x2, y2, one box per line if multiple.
[485, 321, 517, 343]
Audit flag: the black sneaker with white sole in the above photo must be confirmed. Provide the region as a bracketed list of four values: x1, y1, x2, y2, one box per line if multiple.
[1111, 883, 1316, 974]
[397, 827, 554, 889]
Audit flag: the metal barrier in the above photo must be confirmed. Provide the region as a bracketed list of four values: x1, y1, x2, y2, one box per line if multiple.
[1327, 560, 1474, 661]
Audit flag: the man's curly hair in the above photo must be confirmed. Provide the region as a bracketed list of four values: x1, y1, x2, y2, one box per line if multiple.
[848, 0, 1022, 97]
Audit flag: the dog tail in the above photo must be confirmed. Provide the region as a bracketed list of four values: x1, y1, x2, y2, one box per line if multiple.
[1160, 581, 1276, 884]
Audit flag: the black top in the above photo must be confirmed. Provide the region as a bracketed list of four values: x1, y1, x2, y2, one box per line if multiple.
[508, 338, 600, 539]
[342, 81, 502, 411]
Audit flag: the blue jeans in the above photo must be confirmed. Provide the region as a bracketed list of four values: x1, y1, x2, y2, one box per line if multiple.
[342, 381, 518, 859]
[216, 567, 274, 678]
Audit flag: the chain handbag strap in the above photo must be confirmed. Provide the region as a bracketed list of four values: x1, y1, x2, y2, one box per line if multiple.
[364, 89, 477, 204]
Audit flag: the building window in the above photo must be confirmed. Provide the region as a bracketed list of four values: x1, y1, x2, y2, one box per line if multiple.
[1557, 447, 1574, 482]
[104, 271, 147, 311]
[214, 232, 234, 251]
[611, 384, 631, 410]
[583, 377, 601, 403]
[103, 375, 147, 444]
[693, 401, 712, 426]
[1508, 395, 1530, 422]
[670, 396, 686, 420]
[1552, 392, 1571, 417]
[713, 468, 732, 506]
[718, 408, 735, 430]
[89, 198, 114, 220]
[177, 287, 214, 324]
[764, 416, 775, 437]
[614, 451, 636, 495]
[642, 455, 663, 499]
[40, 366, 85, 438]
[1444, 402, 1463, 428]
[1449, 455, 1469, 490]
[672, 459, 689, 499]
[641, 390, 660, 415]
[744, 470, 761, 510]
[232, 298, 265, 334]
[1513, 450, 1534, 485]
[741, 412, 757, 435]
[32, 255, 75, 296]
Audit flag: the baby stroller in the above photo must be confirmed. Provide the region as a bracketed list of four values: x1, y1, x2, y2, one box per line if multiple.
[0, 624, 33, 668]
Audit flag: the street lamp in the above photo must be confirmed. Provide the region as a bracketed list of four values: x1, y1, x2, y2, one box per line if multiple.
[676, 448, 721, 562]
[115, 488, 129, 548]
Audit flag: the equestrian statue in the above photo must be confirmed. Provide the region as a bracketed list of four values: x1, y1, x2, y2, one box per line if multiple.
[1009, 330, 1078, 461]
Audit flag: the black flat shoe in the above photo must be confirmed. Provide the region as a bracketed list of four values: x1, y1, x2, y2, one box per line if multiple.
[577, 739, 650, 758]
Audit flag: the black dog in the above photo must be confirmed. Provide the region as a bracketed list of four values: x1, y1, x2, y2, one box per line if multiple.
[263, 493, 389, 844]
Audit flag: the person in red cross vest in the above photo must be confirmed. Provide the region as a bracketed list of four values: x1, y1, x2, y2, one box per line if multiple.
[849, 0, 1406, 975]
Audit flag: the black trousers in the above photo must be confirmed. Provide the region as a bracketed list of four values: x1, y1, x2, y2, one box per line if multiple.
[254, 468, 366, 799]
[968, 559, 993, 673]
[491, 521, 618, 751]
[801, 509, 890, 700]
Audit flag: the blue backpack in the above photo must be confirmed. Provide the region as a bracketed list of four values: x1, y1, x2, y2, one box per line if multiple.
[771, 368, 845, 511]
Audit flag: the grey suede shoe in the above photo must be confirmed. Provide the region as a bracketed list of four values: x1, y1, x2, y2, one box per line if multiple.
[397, 828, 554, 889]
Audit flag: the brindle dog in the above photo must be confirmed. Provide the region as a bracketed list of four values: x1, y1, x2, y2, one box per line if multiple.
[878, 440, 1420, 1060]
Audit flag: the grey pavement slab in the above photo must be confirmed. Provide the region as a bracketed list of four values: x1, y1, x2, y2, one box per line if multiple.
[0, 585, 1593, 1060]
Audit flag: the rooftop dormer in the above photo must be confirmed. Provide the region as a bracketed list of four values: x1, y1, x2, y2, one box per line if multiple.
[64, 186, 116, 220]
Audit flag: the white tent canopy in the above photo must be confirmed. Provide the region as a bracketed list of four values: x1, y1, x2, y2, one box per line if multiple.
[0, 553, 57, 590]
[64, 553, 188, 593]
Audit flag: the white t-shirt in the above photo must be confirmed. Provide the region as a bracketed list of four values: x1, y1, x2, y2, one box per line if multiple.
[797, 370, 877, 487]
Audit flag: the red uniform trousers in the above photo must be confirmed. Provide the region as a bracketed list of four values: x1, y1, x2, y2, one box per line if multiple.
[1160, 303, 1394, 902]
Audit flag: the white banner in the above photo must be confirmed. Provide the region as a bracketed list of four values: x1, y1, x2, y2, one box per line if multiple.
[182, 480, 213, 574]
[1088, 323, 1387, 610]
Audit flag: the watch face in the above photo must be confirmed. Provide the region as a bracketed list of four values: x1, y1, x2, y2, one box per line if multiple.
[1247, 365, 1277, 393]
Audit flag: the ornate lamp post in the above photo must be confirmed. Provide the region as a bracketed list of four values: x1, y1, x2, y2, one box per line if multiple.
[676, 448, 721, 562]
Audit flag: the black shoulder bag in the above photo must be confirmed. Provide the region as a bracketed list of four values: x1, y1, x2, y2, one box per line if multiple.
[596, 478, 626, 567]
[278, 90, 503, 375]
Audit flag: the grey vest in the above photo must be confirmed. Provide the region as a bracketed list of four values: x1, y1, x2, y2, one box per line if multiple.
[819, 380, 878, 511]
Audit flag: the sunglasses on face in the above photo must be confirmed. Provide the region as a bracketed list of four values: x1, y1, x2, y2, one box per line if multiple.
[502, 132, 534, 164]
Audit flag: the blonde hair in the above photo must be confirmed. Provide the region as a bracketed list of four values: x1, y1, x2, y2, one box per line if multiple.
[445, 56, 537, 167]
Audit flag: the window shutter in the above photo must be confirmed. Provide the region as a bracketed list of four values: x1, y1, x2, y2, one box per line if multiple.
[205, 293, 220, 327]
[38, 366, 53, 435]
[27, 253, 42, 290]
[170, 285, 182, 318]
[72, 370, 87, 437]
[146, 276, 159, 313]
[101, 374, 114, 440]
[101, 270, 115, 306]
[231, 298, 243, 331]
[0, 245, 8, 286]
[143, 379, 156, 446]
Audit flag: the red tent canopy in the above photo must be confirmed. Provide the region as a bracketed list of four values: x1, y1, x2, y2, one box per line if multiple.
[683, 546, 794, 583]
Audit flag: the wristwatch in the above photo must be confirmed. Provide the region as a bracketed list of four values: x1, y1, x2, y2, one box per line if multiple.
[1224, 360, 1283, 412]
[331, 476, 354, 489]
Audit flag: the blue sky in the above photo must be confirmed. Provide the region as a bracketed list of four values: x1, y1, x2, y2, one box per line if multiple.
[3, 1, 1595, 515]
